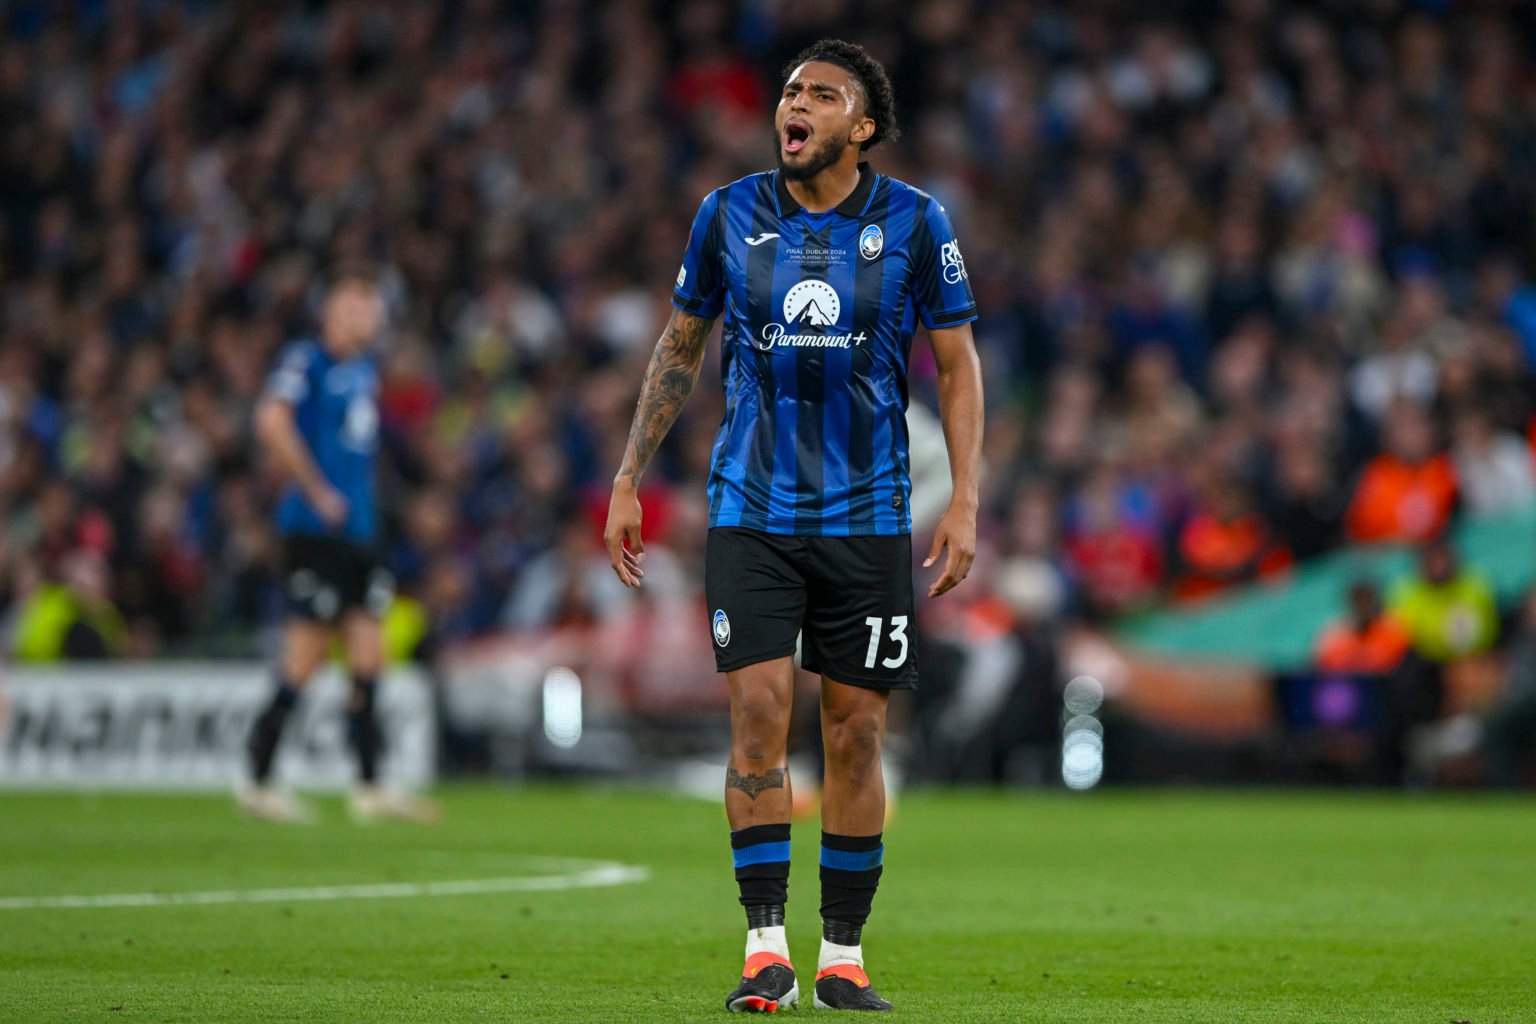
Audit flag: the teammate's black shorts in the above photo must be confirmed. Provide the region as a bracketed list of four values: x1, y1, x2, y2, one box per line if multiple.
[281, 534, 394, 624]
[704, 527, 917, 690]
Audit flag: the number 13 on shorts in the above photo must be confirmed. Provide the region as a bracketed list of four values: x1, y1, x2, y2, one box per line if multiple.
[864, 615, 910, 669]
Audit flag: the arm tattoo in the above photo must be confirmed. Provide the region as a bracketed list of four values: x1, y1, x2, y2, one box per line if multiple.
[726, 766, 787, 801]
[616, 312, 713, 484]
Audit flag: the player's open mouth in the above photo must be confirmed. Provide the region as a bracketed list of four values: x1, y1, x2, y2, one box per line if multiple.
[783, 120, 811, 155]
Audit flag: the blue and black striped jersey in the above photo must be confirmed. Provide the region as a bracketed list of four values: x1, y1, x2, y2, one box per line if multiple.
[263, 339, 381, 544]
[673, 163, 977, 537]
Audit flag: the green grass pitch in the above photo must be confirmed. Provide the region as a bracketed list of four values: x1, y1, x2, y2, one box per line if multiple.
[1, 785, 1532, 1023]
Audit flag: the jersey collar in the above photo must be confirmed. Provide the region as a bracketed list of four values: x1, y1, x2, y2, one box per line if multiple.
[774, 161, 877, 219]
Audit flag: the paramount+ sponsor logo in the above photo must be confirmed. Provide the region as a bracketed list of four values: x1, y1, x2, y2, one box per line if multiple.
[757, 280, 868, 351]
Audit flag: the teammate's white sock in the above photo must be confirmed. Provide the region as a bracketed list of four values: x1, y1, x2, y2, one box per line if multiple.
[746, 925, 790, 962]
[818, 937, 863, 970]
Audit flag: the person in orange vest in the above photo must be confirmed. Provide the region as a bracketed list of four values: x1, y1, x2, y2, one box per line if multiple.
[1345, 401, 1458, 544]
[1172, 478, 1292, 604]
[1314, 579, 1411, 675]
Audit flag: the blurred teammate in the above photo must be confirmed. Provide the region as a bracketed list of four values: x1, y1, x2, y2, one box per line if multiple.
[240, 266, 436, 824]
[604, 39, 982, 1013]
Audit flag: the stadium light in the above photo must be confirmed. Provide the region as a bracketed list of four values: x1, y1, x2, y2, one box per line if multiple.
[1061, 676, 1104, 790]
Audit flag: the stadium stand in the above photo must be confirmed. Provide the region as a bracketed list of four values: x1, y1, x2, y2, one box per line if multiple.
[1, 3, 1533, 785]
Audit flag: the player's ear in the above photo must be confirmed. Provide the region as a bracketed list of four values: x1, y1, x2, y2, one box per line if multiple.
[851, 116, 875, 147]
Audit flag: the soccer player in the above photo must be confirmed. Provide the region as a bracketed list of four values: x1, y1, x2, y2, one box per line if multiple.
[604, 39, 982, 1013]
[240, 266, 435, 824]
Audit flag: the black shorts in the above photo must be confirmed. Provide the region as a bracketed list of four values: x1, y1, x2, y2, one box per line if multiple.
[281, 534, 394, 624]
[704, 527, 917, 690]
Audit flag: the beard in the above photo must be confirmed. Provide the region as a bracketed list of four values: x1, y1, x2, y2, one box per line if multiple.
[777, 127, 849, 181]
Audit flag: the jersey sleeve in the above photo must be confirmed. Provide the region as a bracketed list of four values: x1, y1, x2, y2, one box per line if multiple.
[671, 189, 726, 319]
[264, 342, 315, 405]
[910, 197, 978, 330]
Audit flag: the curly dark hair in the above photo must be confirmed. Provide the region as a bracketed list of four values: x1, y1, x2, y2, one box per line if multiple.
[782, 39, 899, 152]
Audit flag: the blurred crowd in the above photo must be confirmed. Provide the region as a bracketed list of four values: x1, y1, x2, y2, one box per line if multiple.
[2, 0, 1536, 664]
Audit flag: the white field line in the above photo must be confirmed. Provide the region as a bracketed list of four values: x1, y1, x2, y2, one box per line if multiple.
[0, 861, 649, 910]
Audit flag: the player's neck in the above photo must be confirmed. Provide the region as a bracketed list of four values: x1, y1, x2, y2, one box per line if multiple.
[783, 156, 862, 214]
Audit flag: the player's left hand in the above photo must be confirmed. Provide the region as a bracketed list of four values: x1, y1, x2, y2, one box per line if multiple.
[924, 503, 976, 598]
[603, 479, 646, 588]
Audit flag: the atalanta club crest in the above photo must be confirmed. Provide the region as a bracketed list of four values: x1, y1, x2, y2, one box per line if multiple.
[713, 609, 731, 647]
[859, 224, 883, 260]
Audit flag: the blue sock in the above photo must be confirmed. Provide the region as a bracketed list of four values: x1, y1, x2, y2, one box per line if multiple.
[732, 823, 791, 927]
[820, 832, 884, 944]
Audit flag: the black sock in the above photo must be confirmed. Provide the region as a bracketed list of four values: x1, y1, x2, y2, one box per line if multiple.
[248, 680, 300, 784]
[348, 675, 382, 785]
[820, 831, 883, 945]
[731, 823, 791, 926]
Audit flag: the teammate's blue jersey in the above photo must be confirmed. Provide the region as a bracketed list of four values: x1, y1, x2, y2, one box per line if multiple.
[263, 339, 381, 544]
[673, 163, 977, 537]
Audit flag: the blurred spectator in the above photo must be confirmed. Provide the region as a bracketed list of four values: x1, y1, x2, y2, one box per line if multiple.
[1450, 407, 1535, 517]
[1118, 345, 1201, 450]
[1345, 402, 1458, 545]
[1267, 439, 1346, 561]
[1388, 541, 1498, 664]
[1476, 258, 1536, 368]
[996, 482, 1069, 626]
[984, 554, 1067, 784]
[1347, 279, 1450, 422]
[1303, 574, 1428, 786]
[1204, 209, 1275, 336]
[1314, 579, 1410, 676]
[10, 549, 125, 661]
[1061, 467, 1163, 619]
[0, 3, 1534, 659]
[501, 520, 630, 631]
[1171, 478, 1292, 604]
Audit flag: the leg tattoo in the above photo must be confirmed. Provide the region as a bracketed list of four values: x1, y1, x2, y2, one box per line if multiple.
[727, 766, 787, 800]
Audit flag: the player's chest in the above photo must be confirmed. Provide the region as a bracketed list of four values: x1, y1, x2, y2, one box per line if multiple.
[316, 364, 378, 404]
[310, 364, 379, 441]
[727, 217, 908, 283]
[725, 220, 911, 349]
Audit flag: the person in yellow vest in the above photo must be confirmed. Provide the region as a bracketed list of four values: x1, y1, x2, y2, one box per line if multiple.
[1373, 540, 1495, 784]
[12, 550, 126, 662]
[1388, 540, 1498, 663]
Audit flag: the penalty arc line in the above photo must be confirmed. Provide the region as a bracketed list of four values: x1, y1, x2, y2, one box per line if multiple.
[0, 862, 650, 910]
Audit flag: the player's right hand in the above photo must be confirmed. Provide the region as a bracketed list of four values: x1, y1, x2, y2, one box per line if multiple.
[603, 480, 646, 588]
[309, 484, 350, 526]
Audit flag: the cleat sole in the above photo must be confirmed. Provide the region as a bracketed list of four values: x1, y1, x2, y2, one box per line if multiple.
[728, 982, 798, 1013]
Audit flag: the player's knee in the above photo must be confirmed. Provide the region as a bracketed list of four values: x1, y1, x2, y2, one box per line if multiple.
[824, 710, 883, 766]
[732, 676, 791, 719]
[731, 694, 791, 755]
[733, 696, 790, 739]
